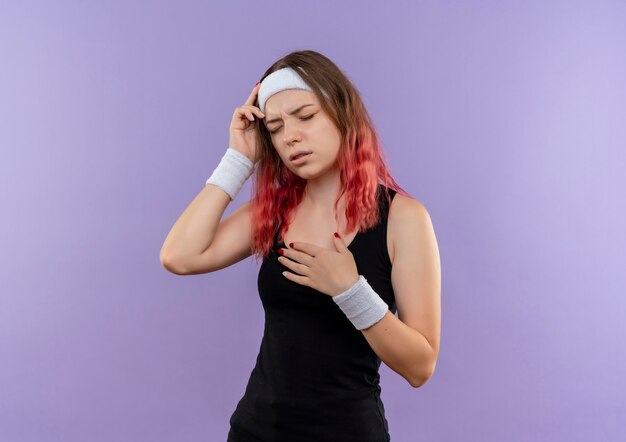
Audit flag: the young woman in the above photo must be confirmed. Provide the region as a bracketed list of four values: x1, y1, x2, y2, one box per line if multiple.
[160, 50, 441, 441]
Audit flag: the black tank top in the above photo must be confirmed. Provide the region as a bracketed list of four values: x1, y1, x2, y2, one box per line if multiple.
[227, 184, 397, 441]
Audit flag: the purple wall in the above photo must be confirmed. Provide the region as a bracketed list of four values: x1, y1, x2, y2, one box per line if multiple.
[1, 1, 624, 441]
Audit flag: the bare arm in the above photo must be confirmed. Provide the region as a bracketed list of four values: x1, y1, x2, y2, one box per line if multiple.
[160, 184, 232, 272]
[161, 82, 264, 274]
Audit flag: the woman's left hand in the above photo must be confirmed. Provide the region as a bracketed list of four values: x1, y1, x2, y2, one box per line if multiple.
[278, 232, 360, 297]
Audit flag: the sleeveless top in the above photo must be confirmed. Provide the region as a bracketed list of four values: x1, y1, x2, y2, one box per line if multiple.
[227, 184, 398, 442]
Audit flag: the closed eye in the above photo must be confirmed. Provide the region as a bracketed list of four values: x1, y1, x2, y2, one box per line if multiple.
[268, 114, 314, 134]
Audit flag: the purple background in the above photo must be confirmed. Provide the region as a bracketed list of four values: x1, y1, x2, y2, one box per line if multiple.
[1, 1, 625, 441]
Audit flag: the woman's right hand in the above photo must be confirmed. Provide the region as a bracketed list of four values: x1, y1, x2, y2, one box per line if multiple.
[228, 82, 265, 164]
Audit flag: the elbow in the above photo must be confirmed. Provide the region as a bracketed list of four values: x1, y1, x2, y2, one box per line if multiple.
[409, 372, 433, 388]
[408, 371, 432, 389]
[408, 361, 437, 389]
[408, 375, 426, 389]
[160, 253, 188, 275]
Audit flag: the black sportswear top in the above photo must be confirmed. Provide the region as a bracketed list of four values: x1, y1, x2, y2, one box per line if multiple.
[227, 184, 398, 441]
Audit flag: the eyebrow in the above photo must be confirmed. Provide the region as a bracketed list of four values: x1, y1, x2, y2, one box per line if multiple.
[264, 104, 315, 125]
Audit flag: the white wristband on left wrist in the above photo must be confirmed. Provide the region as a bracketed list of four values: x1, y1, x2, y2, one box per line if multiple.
[332, 275, 388, 330]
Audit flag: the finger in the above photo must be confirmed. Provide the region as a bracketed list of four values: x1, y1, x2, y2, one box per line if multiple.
[244, 82, 261, 107]
[242, 105, 265, 119]
[288, 242, 315, 258]
[278, 256, 309, 276]
[252, 106, 265, 118]
[281, 248, 312, 266]
[282, 271, 312, 289]
[332, 232, 345, 251]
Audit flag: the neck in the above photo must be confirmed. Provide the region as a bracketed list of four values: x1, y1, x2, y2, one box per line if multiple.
[301, 167, 344, 214]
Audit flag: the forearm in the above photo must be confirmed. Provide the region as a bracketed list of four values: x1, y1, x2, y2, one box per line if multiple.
[160, 148, 254, 270]
[160, 183, 231, 262]
[332, 275, 436, 387]
[361, 311, 435, 387]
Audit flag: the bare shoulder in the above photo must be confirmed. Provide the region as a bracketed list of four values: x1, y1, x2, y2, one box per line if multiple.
[390, 193, 429, 216]
[387, 193, 441, 373]
[388, 193, 432, 264]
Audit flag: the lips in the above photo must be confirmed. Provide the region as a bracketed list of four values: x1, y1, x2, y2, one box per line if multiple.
[289, 151, 312, 161]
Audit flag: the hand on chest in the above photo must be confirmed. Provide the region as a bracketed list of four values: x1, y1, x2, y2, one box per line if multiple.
[282, 207, 358, 251]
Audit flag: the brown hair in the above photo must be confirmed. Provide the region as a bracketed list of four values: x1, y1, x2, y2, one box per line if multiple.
[248, 49, 410, 263]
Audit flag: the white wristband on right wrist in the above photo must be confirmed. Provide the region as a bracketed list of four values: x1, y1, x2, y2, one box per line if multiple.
[205, 147, 255, 200]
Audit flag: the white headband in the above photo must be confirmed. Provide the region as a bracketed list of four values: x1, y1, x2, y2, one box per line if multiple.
[257, 66, 327, 113]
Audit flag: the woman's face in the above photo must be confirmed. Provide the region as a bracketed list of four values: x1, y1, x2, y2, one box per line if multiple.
[263, 89, 342, 178]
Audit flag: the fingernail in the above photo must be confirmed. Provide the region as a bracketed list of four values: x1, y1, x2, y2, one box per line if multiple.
[334, 232, 340, 238]
[289, 242, 294, 248]
[255, 82, 260, 86]
[278, 248, 284, 255]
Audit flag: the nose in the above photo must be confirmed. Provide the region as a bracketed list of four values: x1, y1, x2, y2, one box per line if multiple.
[282, 121, 301, 146]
